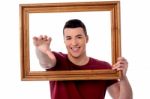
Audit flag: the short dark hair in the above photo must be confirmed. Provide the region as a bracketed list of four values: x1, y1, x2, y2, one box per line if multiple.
[63, 19, 87, 36]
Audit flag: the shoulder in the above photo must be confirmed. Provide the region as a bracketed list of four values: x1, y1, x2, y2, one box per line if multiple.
[52, 51, 67, 59]
[89, 57, 112, 69]
[47, 52, 68, 70]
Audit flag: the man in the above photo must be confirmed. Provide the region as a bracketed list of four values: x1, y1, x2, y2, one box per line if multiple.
[33, 19, 132, 99]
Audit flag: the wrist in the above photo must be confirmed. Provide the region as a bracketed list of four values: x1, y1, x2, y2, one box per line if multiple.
[119, 75, 128, 81]
[45, 49, 51, 55]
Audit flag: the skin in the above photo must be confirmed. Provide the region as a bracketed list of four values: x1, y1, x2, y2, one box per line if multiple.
[63, 27, 89, 66]
[33, 35, 56, 67]
[108, 57, 133, 99]
[33, 27, 133, 99]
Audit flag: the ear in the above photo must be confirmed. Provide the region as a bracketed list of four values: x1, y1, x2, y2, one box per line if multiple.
[63, 36, 66, 44]
[86, 35, 89, 43]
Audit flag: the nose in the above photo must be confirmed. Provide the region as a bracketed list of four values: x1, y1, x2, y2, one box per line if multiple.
[71, 38, 78, 46]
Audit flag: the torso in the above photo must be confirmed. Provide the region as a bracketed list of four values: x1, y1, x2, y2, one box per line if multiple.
[47, 52, 117, 99]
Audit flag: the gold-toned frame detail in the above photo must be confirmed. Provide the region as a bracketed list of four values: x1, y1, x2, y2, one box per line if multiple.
[20, 1, 122, 81]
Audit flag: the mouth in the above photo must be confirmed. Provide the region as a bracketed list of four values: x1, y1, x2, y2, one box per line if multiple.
[71, 46, 80, 52]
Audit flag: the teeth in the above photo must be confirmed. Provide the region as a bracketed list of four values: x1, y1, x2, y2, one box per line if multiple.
[72, 47, 79, 51]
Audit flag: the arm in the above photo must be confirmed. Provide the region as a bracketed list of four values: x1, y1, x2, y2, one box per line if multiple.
[107, 57, 133, 99]
[33, 35, 56, 69]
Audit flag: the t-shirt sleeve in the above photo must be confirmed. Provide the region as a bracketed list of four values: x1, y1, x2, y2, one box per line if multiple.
[46, 51, 66, 71]
[104, 62, 118, 87]
[106, 79, 118, 88]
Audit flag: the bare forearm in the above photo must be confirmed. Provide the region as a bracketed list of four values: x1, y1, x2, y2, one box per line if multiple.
[109, 57, 132, 99]
[36, 48, 56, 69]
[119, 76, 133, 99]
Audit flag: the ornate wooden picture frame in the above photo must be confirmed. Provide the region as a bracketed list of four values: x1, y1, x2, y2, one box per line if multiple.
[20, 1, 122, 81]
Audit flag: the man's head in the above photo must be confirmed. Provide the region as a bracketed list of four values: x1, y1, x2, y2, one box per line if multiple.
[63, 19, 88, 59]
[63, 19, 87, 36]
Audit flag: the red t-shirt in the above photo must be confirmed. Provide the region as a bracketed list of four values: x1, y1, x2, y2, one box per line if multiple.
[47, 52, 117, 99]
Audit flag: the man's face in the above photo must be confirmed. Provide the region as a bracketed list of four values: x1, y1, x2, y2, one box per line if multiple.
[63, 27, 88, 58]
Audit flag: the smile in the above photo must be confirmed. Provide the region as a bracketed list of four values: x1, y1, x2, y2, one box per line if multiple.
[71, 47, 80, 52]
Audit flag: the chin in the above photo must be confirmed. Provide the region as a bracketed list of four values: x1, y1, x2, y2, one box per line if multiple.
[69, 53, 81, 58]
[71, 54, 80, 58]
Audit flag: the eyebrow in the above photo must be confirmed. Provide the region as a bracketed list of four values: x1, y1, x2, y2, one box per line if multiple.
[65, 31, 86, 40]
[76, 34, 83, 37]
[65, 33, 84, 38]
[65, 36, 71, 39]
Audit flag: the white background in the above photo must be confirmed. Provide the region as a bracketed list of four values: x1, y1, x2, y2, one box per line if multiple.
[29, 11, 111, 71]
[0, 0, 150, 99]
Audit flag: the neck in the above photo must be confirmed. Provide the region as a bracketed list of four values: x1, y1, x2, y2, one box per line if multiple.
[68, 54, 89, 66]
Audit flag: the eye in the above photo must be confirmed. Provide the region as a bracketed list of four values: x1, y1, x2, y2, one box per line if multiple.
[65, 36, 71, 40]
[77, 35, 83, 39]
[77, 36, 82, 39]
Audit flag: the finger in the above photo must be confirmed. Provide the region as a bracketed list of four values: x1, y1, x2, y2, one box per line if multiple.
[48, 37, 52, 41]
[118, 57, 128, 63]
[33, 37, 39, 46]
[43, 35, 48, 40]
[116, 57, 128, 66]
[113, 64, 124, 70]
[113, 65, 124, 71]
[112, 64, 120, 70]
[43, 35, 47, 38]
[116, 68, 124, 71]
[113, 61, 120, 67]
[33, 36, 38, 41]
[46, 37, 51, 45]
[39, 35, 44, 40]
[113, 63, 125, 70]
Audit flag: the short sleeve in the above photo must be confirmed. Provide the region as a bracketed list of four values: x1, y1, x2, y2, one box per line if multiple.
[46, 51, 68, 71]
[106, 79, 118, 88]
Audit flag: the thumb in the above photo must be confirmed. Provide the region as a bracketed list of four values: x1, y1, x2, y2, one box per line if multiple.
[47, 37, 52, 45]
[33, 36, 39, 46]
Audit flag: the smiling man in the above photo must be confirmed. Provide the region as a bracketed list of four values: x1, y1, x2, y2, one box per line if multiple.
[64, 27, 89, 66]
[33, 19, 132, 99]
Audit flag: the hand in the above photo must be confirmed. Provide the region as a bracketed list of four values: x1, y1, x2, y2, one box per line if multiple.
[33, 35, 51, 54]
[113, 57, 128, 78]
